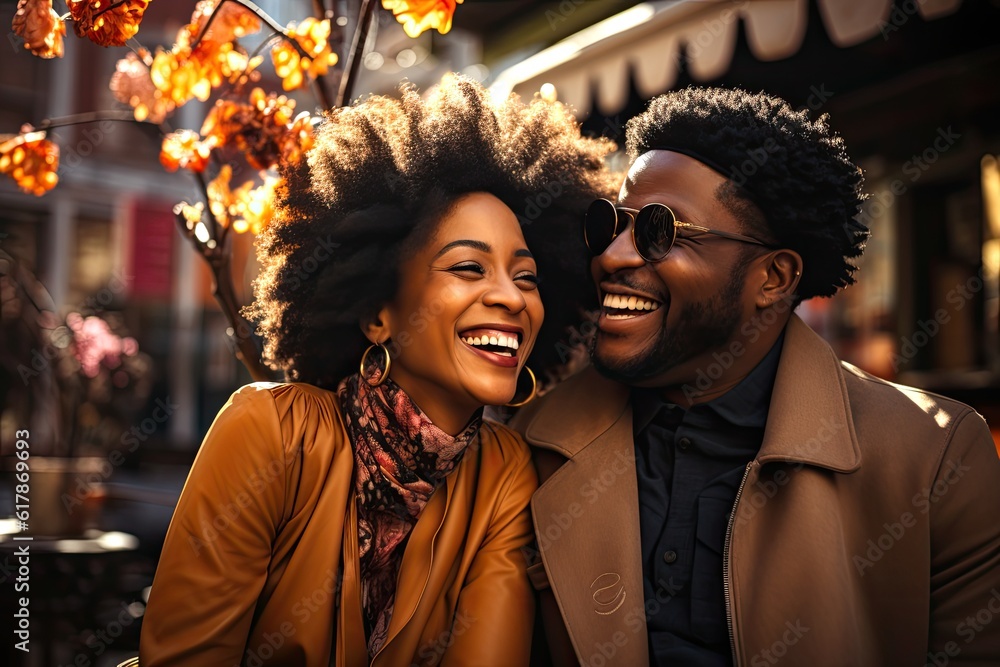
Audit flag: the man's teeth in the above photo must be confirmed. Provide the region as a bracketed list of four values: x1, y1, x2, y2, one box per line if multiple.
[602, 293, 660, 312]
[461, 334, 520, 355]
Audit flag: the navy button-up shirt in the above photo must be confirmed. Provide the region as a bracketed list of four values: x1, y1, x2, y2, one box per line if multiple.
[632, 333, 784, 665]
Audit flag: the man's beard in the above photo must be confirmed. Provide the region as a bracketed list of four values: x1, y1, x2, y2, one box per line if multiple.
[591, 260, 748, 385]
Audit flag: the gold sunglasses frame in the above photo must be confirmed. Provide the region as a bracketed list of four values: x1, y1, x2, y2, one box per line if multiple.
[585, 198, 772, 262]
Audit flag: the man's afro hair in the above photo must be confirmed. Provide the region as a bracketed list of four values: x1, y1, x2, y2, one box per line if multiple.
[626, 86, 869, 300]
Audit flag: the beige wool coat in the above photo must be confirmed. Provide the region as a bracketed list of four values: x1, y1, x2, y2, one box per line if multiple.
[513, 315, 1000, 667]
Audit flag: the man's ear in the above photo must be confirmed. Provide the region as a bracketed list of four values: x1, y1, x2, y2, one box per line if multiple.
[361, 306, 393, 345]
[754, 249, 803, 309]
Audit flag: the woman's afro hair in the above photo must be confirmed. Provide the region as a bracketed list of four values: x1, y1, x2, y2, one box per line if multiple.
[244, 74, 619, 389]
[626, 86, 869, 301]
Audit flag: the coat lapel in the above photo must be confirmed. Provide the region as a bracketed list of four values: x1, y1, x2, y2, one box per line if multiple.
[525, 368, 648, 665]
[371, 462, 457, 665]
[521, 316, 864, 666]
[758, 316, 862, 472]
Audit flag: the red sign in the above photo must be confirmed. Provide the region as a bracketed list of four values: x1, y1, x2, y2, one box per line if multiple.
[127, 199, 175, 301]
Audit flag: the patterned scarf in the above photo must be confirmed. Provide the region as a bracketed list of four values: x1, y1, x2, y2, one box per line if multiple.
[337, 370, 482, 657]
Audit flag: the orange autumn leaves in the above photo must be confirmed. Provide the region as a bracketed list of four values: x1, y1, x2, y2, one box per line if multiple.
[161, 88, 313, 235]
[272, 17, 337, 92]
[10, 0, 464, 60]
[0, 130, 59, 196]
[12, 0, 150, 55]
[208, 165, 277, 234]
[11, 0, 65, 58]
[161, 88, 313, 174]
[145, 0, 263, 114]
[6, 0, 466, 225]
[67, 0, 151, 47]
[382, 0, 463, 38]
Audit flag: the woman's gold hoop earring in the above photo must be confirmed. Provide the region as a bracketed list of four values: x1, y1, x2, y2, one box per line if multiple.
[505, 367, 538, 408]
[360, 342, 391, 386]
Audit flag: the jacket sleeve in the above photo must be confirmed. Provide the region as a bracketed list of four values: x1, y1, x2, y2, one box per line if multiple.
[140, 385, 289, 666]
[443, 440, 539, 667]
[928, 409, 1000, 665]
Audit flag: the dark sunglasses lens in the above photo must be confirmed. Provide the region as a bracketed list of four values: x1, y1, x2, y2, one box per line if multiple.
[635, 204, 675, 261]
[585, 200, 618, 255]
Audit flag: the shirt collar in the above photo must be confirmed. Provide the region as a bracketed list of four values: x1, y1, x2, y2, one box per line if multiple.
[702, 329, 785, 428]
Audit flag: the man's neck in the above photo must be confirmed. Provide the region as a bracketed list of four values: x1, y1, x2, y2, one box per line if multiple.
[657, 324, 789, 409]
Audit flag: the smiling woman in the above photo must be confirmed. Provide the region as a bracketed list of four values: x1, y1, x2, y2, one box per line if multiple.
[373, 192, 544, 434]
[136, 74, 616, 667]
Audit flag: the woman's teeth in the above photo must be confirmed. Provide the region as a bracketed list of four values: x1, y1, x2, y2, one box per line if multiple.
[602, 293, 660, 319]
[461, 334, 519, 357]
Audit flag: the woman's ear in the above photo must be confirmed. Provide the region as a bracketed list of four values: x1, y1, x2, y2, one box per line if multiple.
[755, 249, 803, 309]
[361, 306, 393, 345]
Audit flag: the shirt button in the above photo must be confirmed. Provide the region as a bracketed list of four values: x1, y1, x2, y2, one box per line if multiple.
[663, 550, 678, 564]
[677, 437, 691, 451]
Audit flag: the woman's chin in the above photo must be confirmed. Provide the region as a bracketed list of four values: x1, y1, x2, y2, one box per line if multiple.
[467, 386, 517, 409]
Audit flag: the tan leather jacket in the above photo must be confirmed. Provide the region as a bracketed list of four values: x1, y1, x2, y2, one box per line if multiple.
[140, 383, 537, 666]
[513, 316, 1000, 666]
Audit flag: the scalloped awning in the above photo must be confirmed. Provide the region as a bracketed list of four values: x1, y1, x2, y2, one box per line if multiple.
[490, 0, 963, 116]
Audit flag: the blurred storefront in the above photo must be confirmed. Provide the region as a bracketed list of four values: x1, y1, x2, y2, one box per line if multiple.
[490, 0, 1000, 435]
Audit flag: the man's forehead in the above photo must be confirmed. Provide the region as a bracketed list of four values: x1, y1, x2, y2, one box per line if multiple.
[621, 150, 725, 202]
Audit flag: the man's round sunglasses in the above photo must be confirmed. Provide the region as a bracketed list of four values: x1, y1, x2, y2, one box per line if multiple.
[584, 198, 773, 263]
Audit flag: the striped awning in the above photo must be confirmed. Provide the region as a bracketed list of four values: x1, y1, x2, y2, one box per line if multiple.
[490, 0, 963, 116]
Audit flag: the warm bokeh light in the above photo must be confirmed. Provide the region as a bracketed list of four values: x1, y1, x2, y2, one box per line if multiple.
[159, 129, 214, 172]
[271, 17, 338, 91]
[110, 50, 176, 123]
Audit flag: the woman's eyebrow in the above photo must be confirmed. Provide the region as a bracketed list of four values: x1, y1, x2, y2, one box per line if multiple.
[434, 239, 491, 258]
[514, 249, 533, 258]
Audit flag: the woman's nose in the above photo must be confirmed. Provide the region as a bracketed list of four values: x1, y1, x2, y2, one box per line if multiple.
[483, 275, 528, 313]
